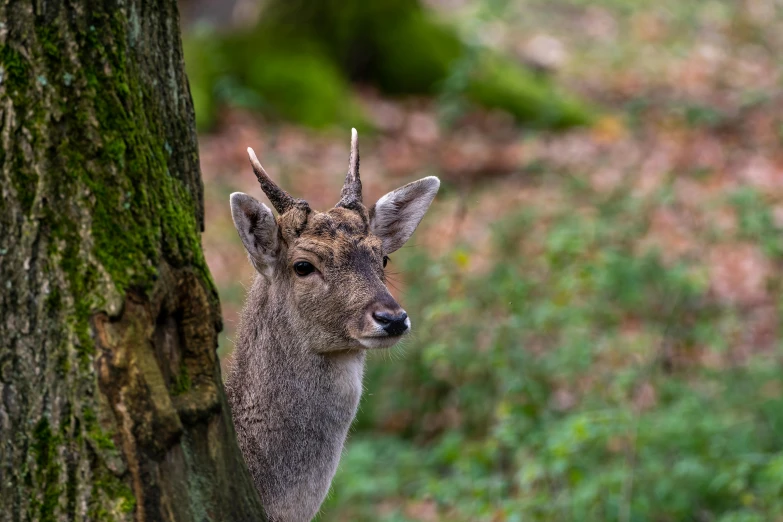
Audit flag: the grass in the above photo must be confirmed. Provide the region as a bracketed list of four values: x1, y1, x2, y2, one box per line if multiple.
[321, 179, 783, 521]
[196, 1, 783, 520]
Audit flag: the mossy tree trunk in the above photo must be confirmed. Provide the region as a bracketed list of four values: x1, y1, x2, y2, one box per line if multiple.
[0, 1, 265, 520]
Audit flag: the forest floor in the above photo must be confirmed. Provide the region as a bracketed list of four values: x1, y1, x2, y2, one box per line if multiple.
[200, 0, 783, 365]
[194, 1, 783, 520]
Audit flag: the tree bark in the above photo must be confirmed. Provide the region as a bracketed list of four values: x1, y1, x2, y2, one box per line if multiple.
[0, 1, 266, 520]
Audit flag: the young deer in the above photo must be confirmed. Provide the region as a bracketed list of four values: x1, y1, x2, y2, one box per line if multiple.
[225, 129, 439, 522]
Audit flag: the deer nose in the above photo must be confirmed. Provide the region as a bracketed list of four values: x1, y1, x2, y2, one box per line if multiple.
[372, 310, 409, 336]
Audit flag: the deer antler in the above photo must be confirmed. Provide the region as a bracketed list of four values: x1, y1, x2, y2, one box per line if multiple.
[336, 128, 363, 210]
[247, 147, 302, 215]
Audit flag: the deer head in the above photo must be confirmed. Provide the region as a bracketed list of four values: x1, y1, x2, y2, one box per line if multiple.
[229, 129, 440, 351]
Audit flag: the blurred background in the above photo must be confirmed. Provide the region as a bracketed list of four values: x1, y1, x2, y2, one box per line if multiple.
[181, 0, 783, 520]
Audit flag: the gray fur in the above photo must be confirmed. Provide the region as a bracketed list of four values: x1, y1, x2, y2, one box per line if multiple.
[225, 276, 365, 521]
[369, 176, 441, 254]
[225, 144, 439, 522]
[230, 193, 279, 278]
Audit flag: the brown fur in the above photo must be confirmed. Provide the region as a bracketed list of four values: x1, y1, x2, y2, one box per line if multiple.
[226, 132, 439, 521]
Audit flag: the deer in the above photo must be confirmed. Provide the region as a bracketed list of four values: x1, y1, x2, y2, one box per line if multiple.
[224, 129, 440, 522]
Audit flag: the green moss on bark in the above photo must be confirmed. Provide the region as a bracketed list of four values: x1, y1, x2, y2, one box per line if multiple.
[1, 44, 39, 215]
[171, 362, 193, 396]
[30, 419, 63, 522]
[33, 8, 215, 336]
[82, 11, 208, 293]
[2, 1, 264, 519]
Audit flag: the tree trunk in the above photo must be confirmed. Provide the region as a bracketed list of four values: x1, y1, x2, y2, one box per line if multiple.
[0, 1, 266, 520]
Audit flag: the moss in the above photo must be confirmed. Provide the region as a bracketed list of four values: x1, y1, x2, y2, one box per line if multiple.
[36, 25, 64, 64]
[15, 7, 215, 517]
[186, 30, 367, 130]
[370, 9, 462, 94]
[182, 0, 594, 130]
[31, 418, 63, 522]
[52, 207, 101, 365]
[45, 286, 61, 315]
[171, 362, 193, 396]
[467, 54, 595, 129]
[0, 44, 39, 214]
[82, 406, 134, 521]
[88, 424, 117, 452]
[89, 474, 136, 520]
[243, 47, 364, 128]
[3, 2, 258, 519]
[43, 7, 212, 307]
[0, 41, 30, 85]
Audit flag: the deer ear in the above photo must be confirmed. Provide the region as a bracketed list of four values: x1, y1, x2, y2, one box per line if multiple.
[230, 192, 279, 276]
[369, 176, 440, 254]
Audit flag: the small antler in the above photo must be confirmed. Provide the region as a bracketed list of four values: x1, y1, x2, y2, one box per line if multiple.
[247, 147, 300, 214]
[336, 128, 363, 210]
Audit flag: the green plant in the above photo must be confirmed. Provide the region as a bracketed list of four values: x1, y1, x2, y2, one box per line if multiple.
[323, 183, 783, 521]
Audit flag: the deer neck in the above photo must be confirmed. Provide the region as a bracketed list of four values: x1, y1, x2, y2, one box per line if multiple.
[225, 275, 366, 522]
[227, 275, 366, 413]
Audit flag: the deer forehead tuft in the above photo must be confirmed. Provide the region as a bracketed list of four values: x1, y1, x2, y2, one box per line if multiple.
[326, 207, 369, 235]
[294, 229, 383, 264]
[278, 206, 369, 240]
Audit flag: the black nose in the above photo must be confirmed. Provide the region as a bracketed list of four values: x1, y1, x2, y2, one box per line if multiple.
[372, 311, 409, 336]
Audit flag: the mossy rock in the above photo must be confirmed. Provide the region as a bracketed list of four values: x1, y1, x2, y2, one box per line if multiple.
[183, 0, 595, 130]
[468, 54, 594, 129]
[369, 10, 463, 94]
[184, 32, 366, 130]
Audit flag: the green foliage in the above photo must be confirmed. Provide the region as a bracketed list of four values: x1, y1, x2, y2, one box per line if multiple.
[240, 48, 362, 129]
[184, 30, 365, 131]
[182, 34, 224, 131]
[369, 9, 463, 94]
[323, 184, 783, 521]
[730, 187, 783, 258]
[182, 0, 594, 130]
[467, 55, 595, 128]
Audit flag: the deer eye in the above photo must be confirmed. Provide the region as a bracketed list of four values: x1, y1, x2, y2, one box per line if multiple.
[293, 261, 315, 277]
[383, 256, 389, 268]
